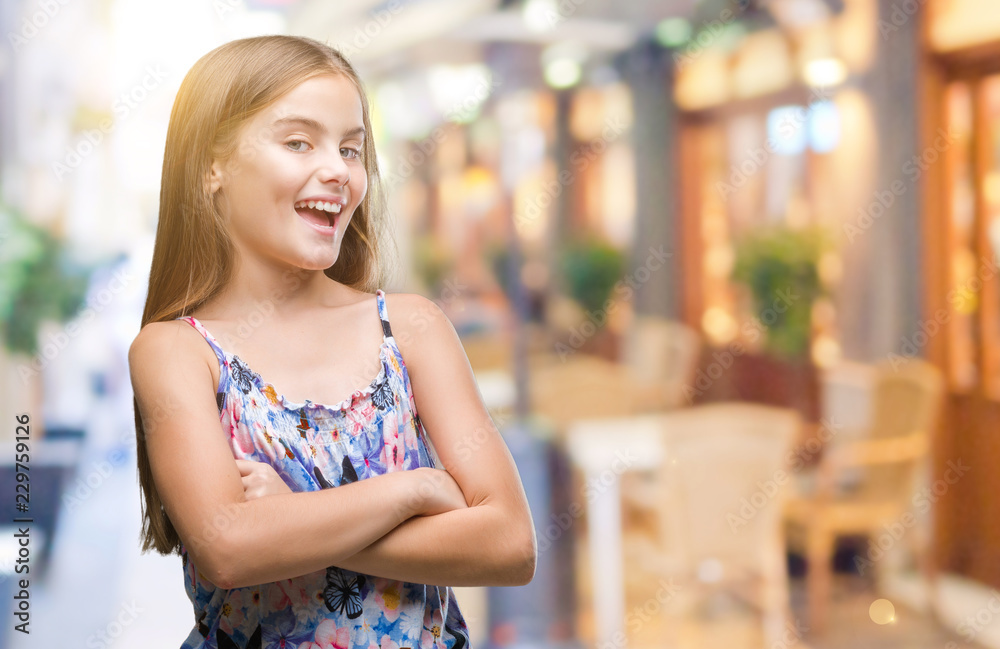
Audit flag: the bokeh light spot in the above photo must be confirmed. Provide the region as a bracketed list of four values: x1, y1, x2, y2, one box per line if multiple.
[869, 598, 895, 625]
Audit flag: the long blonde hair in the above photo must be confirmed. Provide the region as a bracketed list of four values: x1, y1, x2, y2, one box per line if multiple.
[136, 35, 395, 555]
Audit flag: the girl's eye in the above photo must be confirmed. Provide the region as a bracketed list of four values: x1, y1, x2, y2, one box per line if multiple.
[341, 147, 361, 160]
[286, 140, 310, 152]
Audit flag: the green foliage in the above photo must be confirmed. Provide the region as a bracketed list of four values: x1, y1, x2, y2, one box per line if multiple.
[731, 224, 833, 360]
[413, 233, 454, 295]
[486, 241, 513, 301]
[0, 204, 92, 356]
[559, 237, 625, 316]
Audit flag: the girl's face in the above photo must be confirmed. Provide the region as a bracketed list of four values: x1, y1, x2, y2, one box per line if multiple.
[209, 73, 368, 273]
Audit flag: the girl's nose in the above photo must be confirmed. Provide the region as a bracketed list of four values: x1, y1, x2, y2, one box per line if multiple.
[317, 151, 351, 185]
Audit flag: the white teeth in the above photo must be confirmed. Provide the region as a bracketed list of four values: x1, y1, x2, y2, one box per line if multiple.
[295, 200, 342, 213]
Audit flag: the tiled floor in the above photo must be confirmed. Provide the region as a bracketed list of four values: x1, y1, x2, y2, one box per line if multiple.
[611, 574, 969, 649]
[572, 538, 974, 649]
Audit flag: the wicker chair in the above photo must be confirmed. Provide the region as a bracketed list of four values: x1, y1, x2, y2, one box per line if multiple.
[623, 403, 801, 648]
[621, 315, 703, 412]
[783, 356, 945, 633]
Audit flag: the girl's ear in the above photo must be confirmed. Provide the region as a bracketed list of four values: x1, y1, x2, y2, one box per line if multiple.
[207, 159, 225, 194]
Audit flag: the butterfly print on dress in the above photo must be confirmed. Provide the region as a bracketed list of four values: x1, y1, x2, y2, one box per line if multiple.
[324, 567, 366, 619]
[196, 609, 210, 638]
[445, 622, 470, 649]
[314, 457, 360, 489]
[314, 465, 335, 490]
[340, 455, 359, 485]
[217, 624, 261, 649]
[230, 357, 257, 394]
[371, 375, 394, 410]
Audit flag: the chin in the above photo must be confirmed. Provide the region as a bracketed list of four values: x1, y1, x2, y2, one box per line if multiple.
[302, 250, 341, 271]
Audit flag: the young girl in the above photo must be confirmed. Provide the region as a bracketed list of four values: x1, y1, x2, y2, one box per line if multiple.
[128, 35, 536, 649]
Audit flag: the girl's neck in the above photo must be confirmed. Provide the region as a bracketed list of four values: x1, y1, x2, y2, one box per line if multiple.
[193, 258, 355, 322]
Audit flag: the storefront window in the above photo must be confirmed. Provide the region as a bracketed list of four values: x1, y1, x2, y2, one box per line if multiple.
[689, 97, 843, 363]
[978, 74, 1000, 398]
[944, 81, 978, 392]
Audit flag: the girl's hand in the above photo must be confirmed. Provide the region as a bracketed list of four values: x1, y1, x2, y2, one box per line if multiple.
[236, 459, 293, 500]
[413, 467, 469, 516]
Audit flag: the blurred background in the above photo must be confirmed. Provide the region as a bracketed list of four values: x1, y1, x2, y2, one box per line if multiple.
[1, 0, 999, 647]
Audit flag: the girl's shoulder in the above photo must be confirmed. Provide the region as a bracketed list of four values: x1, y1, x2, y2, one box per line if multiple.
[128, 318, 224, 403]
[379, 290, 442, 324]
[130, 318, 216, 361]
[379, 290, 441, 315]
[379, 292, 456, 361]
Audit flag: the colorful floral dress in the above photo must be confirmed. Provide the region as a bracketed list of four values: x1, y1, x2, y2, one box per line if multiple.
[174, 289, 473, 649]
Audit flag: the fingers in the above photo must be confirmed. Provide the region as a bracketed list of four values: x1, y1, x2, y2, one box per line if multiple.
[236, 460, 292, 501]
[235, 458, 273, 477]
[240, 478, 254, 500]
[235, 459, 259, 476]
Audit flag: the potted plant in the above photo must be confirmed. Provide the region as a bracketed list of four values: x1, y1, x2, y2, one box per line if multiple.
[726, 223, 834, 419]
[0, 202, 92, 439]
[554, 236, 626, 360]
[0, 203, 95, 578]
[731, 223, 831, 358]
[413, 232, 455, 297]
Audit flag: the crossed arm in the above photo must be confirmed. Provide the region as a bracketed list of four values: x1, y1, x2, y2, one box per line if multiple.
[130, 293, 536, 590]
[315, 293, 536, 586]
[239, 439, 533, 588]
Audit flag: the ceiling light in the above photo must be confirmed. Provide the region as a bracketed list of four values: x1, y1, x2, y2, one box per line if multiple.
[523, 0, 562, 33]
[803, 57, 847, 87]
[544, 59, 582, 89]
[655, 17, 692, 48]
[541, 41, 587, 89]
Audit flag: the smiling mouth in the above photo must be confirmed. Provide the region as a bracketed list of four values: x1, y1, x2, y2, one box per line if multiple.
[295, 205, 339, 228]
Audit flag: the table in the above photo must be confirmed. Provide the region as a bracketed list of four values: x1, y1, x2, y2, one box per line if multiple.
[564, 414, 665, 648]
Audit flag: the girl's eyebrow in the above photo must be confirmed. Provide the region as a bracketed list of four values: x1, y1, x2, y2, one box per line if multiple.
[271, 115, 365, 140]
